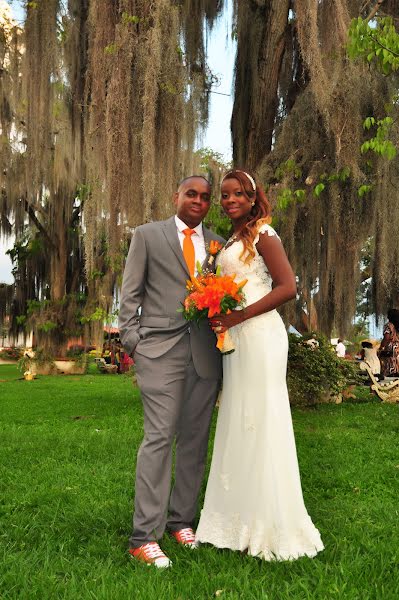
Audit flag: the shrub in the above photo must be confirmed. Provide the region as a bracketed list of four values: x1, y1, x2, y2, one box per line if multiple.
[0, 347, 23, 361]
[17, 348, 55, 373]
[66, 345, 85, 358]
[287, 333, 360, 406]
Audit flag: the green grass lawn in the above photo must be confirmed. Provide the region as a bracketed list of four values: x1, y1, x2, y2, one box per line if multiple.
[1, 364, 398, 600]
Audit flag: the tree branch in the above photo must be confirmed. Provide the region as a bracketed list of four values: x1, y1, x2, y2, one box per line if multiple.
[360, 1, 373, 14]
[367, 0, 385, 22]
[29, 201, 48, 220]
[24, 199, 57, 250]
[369, 32, 399, 57]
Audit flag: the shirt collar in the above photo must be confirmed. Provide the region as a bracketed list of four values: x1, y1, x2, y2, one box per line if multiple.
[175, 215, 203, 236]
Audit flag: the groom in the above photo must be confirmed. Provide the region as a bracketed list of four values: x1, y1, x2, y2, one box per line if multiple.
[119, 176, 224, 568]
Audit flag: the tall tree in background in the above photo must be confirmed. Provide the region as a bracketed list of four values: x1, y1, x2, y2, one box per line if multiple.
[232, 0, 399, 335]
[0, 0, 224, 353]
[232, 0, 291, 170]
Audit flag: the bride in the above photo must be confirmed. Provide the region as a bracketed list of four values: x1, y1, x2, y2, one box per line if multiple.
[195, 169, 324, 560]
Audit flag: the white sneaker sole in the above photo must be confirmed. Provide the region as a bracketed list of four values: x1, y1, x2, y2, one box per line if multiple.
[152, 558, 172, 568]
[129, 553, 172, 568]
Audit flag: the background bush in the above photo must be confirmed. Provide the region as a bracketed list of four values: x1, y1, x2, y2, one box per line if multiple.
[287, 333, 360, 406]
[0, 347, 22, 361]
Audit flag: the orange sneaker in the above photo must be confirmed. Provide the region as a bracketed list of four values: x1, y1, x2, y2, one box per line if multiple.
[129, 542, 171, 568]
[170, 527, 199, 549]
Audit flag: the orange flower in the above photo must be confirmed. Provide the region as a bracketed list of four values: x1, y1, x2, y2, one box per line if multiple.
[180, 270, 247, 353]
[181, 271, 246, 320]
[209, 240, 223, 255]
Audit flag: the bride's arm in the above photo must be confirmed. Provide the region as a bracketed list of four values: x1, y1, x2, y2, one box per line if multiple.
[210, 233, 296, 330]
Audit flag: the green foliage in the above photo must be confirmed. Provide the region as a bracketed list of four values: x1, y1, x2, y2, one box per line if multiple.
[89, 270, 105, 280]
[294, 189, 306, 201]
[276, 188, 306, 211]
[274, 159, 302, 181]
[338, 166, 351, 181]
[104, 43, 118, 55]
[358, 184, 373, 197]
[275, 166, 352, 217]
[287, 334, 360, 406]
[33, 348, 55, 366]
[360, 116, 396, 160]
[38, 321, 57, 333]
[325, 167, 351, 183]
[204, 203, 231, 239]
[196, 147, 230, 174]
[194, 148, 232, 239]
[0, 347, 22, 361]
[65, 347, 87, 370]
[6, 235, 44, 275]
[121, 12, 141, 25]
[81, 307, 118, 326]
[363, 116, 375, 130]
[66, 346, 85, 358]
[17, 354, 30, 373]
[26, 299, 49, 315]
[159, 81, 180, 95]
[348, 16, 399, 207]
[314, 183, 325, 197]
[80, 307, 107, 324]
[75, 292, 87, 305]
[348, 17, 399, 75]
[18, 348, 55, 373]
[76, 183, 91, 204]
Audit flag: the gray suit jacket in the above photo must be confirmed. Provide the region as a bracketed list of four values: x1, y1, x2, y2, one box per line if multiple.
[118, 216, 225, 380]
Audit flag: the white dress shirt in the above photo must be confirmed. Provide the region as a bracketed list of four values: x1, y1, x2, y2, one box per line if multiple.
[174, 215, 206, 275]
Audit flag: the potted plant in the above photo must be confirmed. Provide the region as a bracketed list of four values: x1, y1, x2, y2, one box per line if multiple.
[18, 348, 56, 377]
[53, 345, 87, 375]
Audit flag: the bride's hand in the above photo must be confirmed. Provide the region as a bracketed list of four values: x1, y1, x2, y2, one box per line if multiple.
[209, 310, 245, 332]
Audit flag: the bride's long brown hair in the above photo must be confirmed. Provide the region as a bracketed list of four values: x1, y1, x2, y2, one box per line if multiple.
[222, 169, 272, 264]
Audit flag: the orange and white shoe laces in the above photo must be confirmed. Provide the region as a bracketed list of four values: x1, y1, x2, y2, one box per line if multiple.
[129, 542, 171, 568]
[171, 527, 199, 548]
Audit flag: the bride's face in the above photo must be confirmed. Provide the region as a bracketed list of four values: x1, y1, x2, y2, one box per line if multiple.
[220, 178, 252, 221]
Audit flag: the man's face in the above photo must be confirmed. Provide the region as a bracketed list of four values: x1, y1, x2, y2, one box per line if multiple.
[174, 177, 211, 227]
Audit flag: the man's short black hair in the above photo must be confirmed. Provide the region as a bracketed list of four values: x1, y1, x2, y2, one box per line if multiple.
[177, 175, 211, 190]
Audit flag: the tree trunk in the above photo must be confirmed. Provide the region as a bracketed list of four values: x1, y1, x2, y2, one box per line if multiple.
[232, 0, 290, 170]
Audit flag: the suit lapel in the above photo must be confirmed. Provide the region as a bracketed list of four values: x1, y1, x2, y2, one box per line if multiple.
[201, 226, 211, 270]
[162, 218, 219, 276]
[162, 216, 190, 277]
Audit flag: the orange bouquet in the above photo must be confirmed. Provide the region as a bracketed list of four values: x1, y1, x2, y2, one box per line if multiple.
[181, 265, 247, 354]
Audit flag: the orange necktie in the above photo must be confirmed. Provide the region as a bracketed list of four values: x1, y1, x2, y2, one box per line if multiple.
[182, 228, 196, 277]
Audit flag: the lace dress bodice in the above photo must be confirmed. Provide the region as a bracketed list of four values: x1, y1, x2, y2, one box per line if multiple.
[217, 223, 279, 306]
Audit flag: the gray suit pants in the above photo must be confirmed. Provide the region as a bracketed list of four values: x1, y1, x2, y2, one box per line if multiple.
[130, 332, 218, 548]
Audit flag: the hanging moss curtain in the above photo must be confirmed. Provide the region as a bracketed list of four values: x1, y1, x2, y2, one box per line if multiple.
[0, 0, 224, 351]
[232, 0, 399, 335]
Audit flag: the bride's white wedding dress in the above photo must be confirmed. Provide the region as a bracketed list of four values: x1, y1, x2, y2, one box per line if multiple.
[196, 223, 324, 560]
